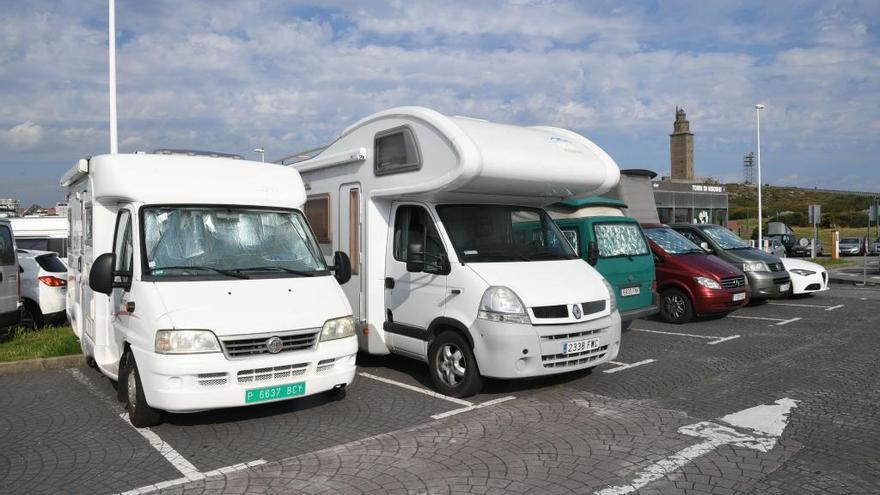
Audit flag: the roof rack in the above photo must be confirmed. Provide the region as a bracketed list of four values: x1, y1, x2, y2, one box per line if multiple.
[152, 149, 244, 160]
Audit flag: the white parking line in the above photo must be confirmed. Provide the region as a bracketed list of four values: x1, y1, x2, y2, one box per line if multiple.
[631, 328, 740, 345]
[66, 369, 268, 494]
[825, 304, 844, 311]
[727, 315, 802, 326]
[358, 372, 472, 406]
[603, 359, 656, 374]
[431, 396, 517, 419]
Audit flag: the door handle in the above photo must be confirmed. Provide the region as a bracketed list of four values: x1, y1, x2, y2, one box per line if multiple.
[384, 277, 395, 289]
[448, 288, 462, 295]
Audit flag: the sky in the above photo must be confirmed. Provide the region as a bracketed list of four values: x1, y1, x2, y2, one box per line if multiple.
[1, 0, 878, 206]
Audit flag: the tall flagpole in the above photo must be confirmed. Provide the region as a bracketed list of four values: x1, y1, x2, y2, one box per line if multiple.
[109, 0, 118, 153]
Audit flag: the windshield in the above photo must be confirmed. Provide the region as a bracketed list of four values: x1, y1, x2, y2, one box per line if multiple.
[594, 222, 649, 258]
[702, 226, 750, 250]
[142, 206, 328, 279]
[644, 227, 703, 255]
[437, 205, 577, 263]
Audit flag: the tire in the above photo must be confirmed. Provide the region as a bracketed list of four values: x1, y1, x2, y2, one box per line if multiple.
[120, 351, 162, 428]
[621, 319, 633, 332]
[659, 288, 694, 324]
[428, 331, 483, 398]
[20, 300, 43, 330]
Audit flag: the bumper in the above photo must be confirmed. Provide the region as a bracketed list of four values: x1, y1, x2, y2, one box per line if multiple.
[790, 272, 829, 294]
[692, 287, 750, 315]
[132, 336, 358, 413]
[839, 248, 861, 255]
[747, 272, 791, 299]
[471, 311, 621, 379]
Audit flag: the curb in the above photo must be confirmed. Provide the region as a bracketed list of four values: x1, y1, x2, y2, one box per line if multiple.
[0, 354, 85, 375]
[828, 275, 879, 287]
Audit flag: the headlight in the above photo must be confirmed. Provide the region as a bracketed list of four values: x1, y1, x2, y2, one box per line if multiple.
[478, 286, 530, 324]
[741, 261, 769, 272]
[321, 316, 356, 341]
[155, 330, 221, 354]
[789, 268, 816, 276]
[694, 276, 722, 289]
[600, 277, 618, 313]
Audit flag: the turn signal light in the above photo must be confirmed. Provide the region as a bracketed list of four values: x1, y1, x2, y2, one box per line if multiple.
[38, 276, 67, 287]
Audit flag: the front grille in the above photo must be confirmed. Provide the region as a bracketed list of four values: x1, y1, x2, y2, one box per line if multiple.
[542, 345, 608, 369]
[822, 272, 827, 283]
[580, 300, 606, 316]
[197, 372, 228, 387]
[316, 358, 335, 373]
[221, 329, 319, 358]
[721, 276, 746, 289]
[805, 283, 821, 291]
[542, 328, 602, 341]
[532, 305, 568, 318]
[773, 276, 791, 285]
[238, 363, 308, 384]
[768, 262, 785, 272]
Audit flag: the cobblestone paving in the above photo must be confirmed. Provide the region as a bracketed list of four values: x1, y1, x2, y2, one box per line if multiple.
[2, 286, 879, 494]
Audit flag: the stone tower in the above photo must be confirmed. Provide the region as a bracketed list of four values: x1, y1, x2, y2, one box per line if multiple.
[670, 106, 694, 181]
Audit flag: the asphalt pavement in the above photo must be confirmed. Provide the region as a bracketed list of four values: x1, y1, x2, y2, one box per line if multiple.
[1, 283, 878, 495]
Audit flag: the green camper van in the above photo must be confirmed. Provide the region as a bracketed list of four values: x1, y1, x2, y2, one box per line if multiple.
[549, 197, 658, 329]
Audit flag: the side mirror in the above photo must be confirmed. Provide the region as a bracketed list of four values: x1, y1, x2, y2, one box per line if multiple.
[587, 241, 599, 266]
[89, 253, 116, 295]
[331, 251, 352, 285]
[406, 242, 425, 273]
[700, 241, 712, 253]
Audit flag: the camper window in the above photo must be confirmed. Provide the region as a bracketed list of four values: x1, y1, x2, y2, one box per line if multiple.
[392, 206, 445, 270]
[349, 188, 360, 275]
[83, 203, 93, 247]
[375, 126, 421, 176]
[305, 195, 331, 243]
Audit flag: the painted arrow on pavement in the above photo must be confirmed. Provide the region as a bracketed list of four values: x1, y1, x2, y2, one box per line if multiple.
[593, 398, 798, 495]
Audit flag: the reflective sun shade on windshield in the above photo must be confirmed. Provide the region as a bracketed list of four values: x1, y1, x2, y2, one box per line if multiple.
[644, 227, 702, 255]
[702, 226, 750, 250]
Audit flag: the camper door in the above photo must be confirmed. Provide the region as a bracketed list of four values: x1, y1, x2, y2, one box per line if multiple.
[384, 204, 449, 357]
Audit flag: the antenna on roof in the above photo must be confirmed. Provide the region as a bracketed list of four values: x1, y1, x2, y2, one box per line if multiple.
[108, 0, 118, 154]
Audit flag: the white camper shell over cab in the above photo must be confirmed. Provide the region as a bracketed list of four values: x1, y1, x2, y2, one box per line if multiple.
[284, 107, 622, 397]
[62, 154, 357, 427]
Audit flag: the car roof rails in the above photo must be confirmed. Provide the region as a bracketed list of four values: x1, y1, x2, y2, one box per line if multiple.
[151, 149, 245, 160]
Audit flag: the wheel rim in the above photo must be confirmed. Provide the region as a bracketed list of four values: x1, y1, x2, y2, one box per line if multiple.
[665, 294, 686, 319]
[437, 343, 466, 387]
[127, 365, 138, 408]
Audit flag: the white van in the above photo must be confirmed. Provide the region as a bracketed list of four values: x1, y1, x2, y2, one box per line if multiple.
[63, 153, 358, 427]
[280, 107, 622, 397]
[0, 218, 21, 335]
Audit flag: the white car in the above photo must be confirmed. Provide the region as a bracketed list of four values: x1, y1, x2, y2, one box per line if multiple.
[17, 249, 68, 328]
[781, 257, 828, 295]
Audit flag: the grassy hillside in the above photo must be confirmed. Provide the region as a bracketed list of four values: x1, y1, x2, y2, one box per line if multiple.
[727, 183, 879, 229]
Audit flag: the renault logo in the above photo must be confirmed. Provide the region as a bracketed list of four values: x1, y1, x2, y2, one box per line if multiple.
[266, 337, 284, 354]
[572, 304, 582, 320]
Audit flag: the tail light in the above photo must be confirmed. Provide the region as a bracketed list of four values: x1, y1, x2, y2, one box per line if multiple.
[39, 276, 67, 287]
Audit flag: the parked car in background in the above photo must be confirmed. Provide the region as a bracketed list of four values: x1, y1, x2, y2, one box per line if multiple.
[670, 223, 791, 300]
[0, 219, 21, 336]
[643, 224, 750, 323]
[838, 237, 865, 256]
[781, 258, 829, 296]
[17, 249, 68, 328]
[791, 237, 823, 257]
[766, 233, 797, 256]
[873, 237, 880, 255]
[549, 197, 657, 331]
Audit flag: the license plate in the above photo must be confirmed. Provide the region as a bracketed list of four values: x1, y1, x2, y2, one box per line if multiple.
[732, 292, 746, 302]
[620, 286, 640, 297]
[245, 382, 306, 404]
[563, 338, 599, 354]
[780, 283, 791, 292]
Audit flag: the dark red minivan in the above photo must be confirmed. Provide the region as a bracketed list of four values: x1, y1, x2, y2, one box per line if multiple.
[642, 224, 750, 323]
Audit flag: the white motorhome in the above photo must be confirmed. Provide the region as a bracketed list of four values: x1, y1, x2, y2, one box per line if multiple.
[10, 216, 69, 258]
[281, 107, 622, 397]
[63, 153, 357, 427]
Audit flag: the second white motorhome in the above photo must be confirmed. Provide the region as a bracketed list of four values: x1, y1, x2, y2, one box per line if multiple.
[282, 107, 622, 396]
[63, 153, 358, 427]
[10, 216, 69, 258]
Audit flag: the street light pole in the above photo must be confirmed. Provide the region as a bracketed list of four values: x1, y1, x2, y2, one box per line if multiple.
[755, 104, 765, 250]
[108, 0, 118, 154]
[254, 148, 265, 162]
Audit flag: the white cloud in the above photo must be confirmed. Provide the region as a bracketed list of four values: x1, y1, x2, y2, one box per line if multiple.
[1, 121, 46, 150]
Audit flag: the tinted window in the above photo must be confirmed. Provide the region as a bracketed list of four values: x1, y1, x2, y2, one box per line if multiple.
[36, 254, 67, 273]
[593, 223, 649, 258]
[305, 195, 331, 243]
[375, 127, 421, 175]
[0, 225, 14, 265]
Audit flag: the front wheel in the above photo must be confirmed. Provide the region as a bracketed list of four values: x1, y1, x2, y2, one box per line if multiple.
[120, 352, 163, 428]
[428, 331, 482, 398]
[659, 288, 694, 324]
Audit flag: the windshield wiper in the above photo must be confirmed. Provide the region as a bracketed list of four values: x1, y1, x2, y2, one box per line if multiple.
[149, 265, 249, 279]
[232, 266, 318, 277]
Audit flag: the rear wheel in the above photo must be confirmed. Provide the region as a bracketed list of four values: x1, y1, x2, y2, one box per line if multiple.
[120, 351, 162, 428]
[428, 331, 482, 398]
[20, 300, 43, 330]
[659, 288, 694, 324]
